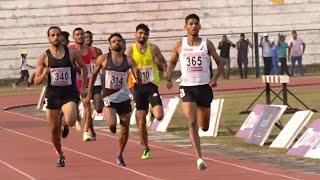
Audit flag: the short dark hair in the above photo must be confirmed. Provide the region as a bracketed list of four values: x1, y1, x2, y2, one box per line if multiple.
[108, 32, 123, 42]
[292, 30, 297, 34]
[61, 31, 70, 40]
[222, 35, 227, 38]
[47, 26, 61, 37]
[85, 31, 93, 35]
[185, 14, 200, 24]
[240, 33, 245, 37]
[73, 27, 84, 35]
[136, 23, 150, 33]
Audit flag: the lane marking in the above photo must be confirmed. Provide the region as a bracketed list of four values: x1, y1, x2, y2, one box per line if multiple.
[1, 111, 162, 180]
[0, 159, 37, 180]
[4, 110, 302, 180]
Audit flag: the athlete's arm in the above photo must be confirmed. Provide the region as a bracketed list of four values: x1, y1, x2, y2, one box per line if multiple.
[127, 56, 141, 84]
[207, 40, 223, 88]
[165, 40, 182, 89]
[33, 53, 49, 85]
[152, 44, 167, 72]
[125, 46, 133, 59]
[70, 48, 88, 92]
[96, 47, 103, 56]
[87, 54, 105, 103]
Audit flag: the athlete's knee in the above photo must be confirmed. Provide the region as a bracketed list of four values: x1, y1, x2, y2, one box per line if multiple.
[200, 124, 209, 131]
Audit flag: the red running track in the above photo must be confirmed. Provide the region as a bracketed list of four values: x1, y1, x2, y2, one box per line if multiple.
[0, 95, 319, 180]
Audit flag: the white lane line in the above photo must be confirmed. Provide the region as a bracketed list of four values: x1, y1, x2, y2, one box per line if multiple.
[5, 110, 301, 180]
[2, 111, 162, 180]
[0, 159, 37, 180]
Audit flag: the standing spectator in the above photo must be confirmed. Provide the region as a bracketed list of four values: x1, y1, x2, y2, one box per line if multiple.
[289, 30, 306, 76]
[270, 39, 279, 75]
[259, 33, 272, 75]
[278, 34, 290, 75]
[13, 50, 34, 88]
[236, 33, 253, 79]
[218, 35, 236, 79]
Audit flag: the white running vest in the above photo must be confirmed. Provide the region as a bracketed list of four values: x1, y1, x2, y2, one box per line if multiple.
[179, 37, 211, 86]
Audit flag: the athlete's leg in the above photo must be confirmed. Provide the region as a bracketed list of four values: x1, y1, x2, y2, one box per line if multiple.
[182, 102, 201, 158]
[46, 109, 63, 155]
[151, 105, 163, 120]
[103, 107, 117, 133]
[197, 107, 210, 131]
[83, 100, 94, 140]
[136, 110, 149, 151]
[61, 101, 78, 127]
[118, 113, 130, 157]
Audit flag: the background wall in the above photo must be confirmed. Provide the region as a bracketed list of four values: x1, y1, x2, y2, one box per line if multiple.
[0, 0, 319, 78]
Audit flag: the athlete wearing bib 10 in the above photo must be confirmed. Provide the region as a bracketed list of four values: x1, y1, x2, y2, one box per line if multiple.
[102, 53, 132, 115]
[45, 47, 79, 109]
[179, 37, 213, 108]
[132, 43, 162, 110]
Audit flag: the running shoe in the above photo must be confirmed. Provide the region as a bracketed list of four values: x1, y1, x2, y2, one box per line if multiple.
[196, 158, 208, 170]
[116, 155, 126, 167]
[57, 154, 65, 167]
[83, 132, 93, 142]
[75, 120, 82, 131]
[61, 123, 69, 138]
[141, 150, 151, 160]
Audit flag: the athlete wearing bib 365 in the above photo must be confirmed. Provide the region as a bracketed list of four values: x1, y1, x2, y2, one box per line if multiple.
[33, 26, 88, 168]
[165, 14, 223, 170]
[126, 23, 168, 160]
[87, 33, 140, 167]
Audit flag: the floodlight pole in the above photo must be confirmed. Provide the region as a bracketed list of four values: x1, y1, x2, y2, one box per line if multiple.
[251, 0, 255, 77]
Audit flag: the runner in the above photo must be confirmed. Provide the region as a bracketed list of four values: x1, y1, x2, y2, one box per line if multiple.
[126, 23, 167, 160]
[33, 26, 87, 167]
[84, 31, 104, 117]
[69, 27, 97, 141]
[86, 33, 140, 166]
[165, 14, 223, 170]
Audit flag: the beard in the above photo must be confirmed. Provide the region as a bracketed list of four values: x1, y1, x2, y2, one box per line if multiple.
[112, 46, 122, 52]
[137, 38, 147, 44]
[52, 40, 60, 47]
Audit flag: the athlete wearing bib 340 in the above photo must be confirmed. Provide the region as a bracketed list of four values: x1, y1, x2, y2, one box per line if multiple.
[33, 26, 87, 167]
[126, 23, 168, 160]
[86, 33, 140, 167]
[165, 14, 223, 170]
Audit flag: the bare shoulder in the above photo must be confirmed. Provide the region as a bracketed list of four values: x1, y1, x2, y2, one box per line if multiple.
[125, 46, 133, 56]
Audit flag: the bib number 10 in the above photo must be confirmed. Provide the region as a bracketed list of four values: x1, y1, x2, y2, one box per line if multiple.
[186, 56, 202, 66]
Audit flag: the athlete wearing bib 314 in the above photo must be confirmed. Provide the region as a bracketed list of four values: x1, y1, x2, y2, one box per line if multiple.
[132, 43, 162, 110]
[179, 37, 213, 108]
[45, 47, 79, 109]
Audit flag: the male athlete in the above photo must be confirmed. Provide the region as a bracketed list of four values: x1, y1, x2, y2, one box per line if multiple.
[126, 23, 167, 160]
[70, 27, 97, 141]
[165, 14, 223, 170]
[33, 26, 87, 167]
[86, 33, 140, 166]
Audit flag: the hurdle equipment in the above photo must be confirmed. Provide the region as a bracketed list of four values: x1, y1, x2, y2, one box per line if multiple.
[270, 110, 313, 149]
[198, 99, 224, 137]
[37, 86, 46, 110]
[240, 75, 317, 114]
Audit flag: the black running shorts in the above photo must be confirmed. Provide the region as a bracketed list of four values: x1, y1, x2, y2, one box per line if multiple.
[45, 91, 80, 110]
[104, 99, 132, 115]
[179, 84, 213, 108]
[133, 83, 162, 110]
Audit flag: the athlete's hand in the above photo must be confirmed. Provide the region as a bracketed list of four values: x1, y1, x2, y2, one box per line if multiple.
[209, 79, 217, 88]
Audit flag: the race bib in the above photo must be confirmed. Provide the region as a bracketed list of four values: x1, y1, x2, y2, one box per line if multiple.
[139, 66, 154, 84]
[104, 70, 127, 90]
[50, 67, 72, 86]
[185, 55, 203, 72]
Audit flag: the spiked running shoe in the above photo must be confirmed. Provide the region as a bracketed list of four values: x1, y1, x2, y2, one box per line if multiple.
[57, 154, 65, 167]
[196, 158, 208, 170]
[141, 150, 151, 160]
[116, 155, 126, 167]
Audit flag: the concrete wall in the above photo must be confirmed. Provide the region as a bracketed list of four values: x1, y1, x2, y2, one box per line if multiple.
[0, 0, 319, 78]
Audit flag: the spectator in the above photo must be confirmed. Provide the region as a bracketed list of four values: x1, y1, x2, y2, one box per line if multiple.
[236, 33, 253, 79]
[259, 33, 272, 75]
[289, 30, 306, 76]
[13, 50, 34, 88]
[277, 34, 290, 76]
[218, 35, 236, 79]
[270, 39, 278, 75]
